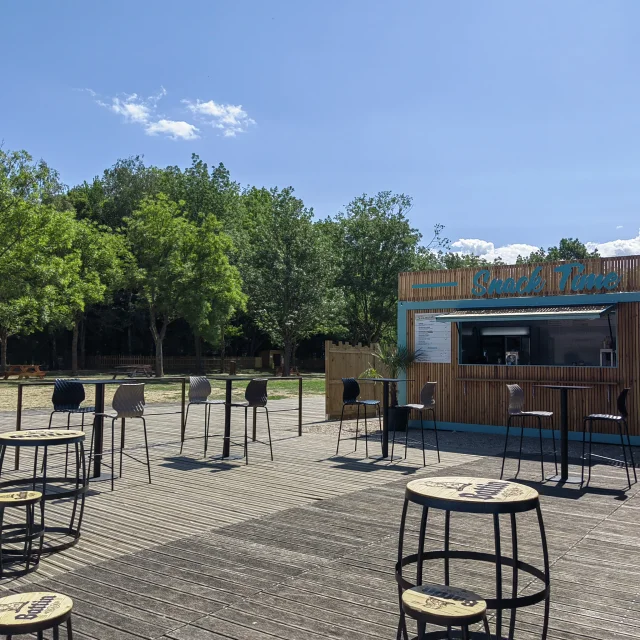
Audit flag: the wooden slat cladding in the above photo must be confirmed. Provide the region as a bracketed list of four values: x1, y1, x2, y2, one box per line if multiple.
[325, 341, 388, 419]
[399, 255, 640, 301]
[403, 303, 640, 437]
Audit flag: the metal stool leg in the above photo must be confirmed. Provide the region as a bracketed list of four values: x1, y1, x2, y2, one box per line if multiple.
[244, 407, 249, 465]
[354, 404, 360, 452]
[119, 417, 126, 478]
[53, 623, 60, 640]
[515, 417, 525, 478]
[378, 403, 383, 446]
[587, 418, 594, 485]
[336, 404, 345, 455]
[141, 417, 151, 483]
[391, 411, 397, 459]
[536, 502, 551, 640]
[416, 506, 428, 586]
[501, 416, 512, 479]
[624, 419, 637, 484]
[364, 405, 369, 458]
[461, 626, 470, 640]
[619, 419, 632, 489]
[67, 616, 74, 639]
[180, 404, 191, 454]
[396, 496, 409, 640]
[431, 408, 441, 463]
[538, 416, 545, 481]
[265, 408, 273, 461]
[483, 616, 491, 639]
[404, 412, 409, 460]
[111, 417, 116, 491]
[509, 512, 519, 640]
[204, 404, 210, 457]
[420, 411, 426, 467]
[494, 513, 503, 640]
[550, 419, 558, 474]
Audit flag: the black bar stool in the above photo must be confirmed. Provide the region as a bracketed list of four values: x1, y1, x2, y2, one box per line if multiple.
[229, 379, 273, 464]
[0, 490, 44, 577]
[0, 592, 73, 638]
[0, 430, 87, 554]
[394, 382, 441, 466]
[181, 376, 225, 456]
[396, 476, 550, 640]
[501, 384, 557, 481]
[402, 583, 491, 639]
[582, 387, 637, 489]
[336, 378, 382, 457]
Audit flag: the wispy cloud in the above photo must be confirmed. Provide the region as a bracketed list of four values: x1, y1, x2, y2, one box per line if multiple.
[88, 87, 199, 140]
[451, 230, 640, 263]
[616, 225, 623, 229]
[183, 99, 255, 137]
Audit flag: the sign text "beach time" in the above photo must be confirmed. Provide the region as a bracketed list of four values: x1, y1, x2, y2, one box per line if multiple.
[471, 263, 620, 297]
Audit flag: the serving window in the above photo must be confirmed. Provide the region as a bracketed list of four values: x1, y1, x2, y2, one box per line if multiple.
[439, 306, 617, 368]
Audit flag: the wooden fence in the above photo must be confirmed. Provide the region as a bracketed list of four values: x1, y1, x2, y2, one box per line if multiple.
[325, 341, 387, 419]
[86, 355, 261, 373]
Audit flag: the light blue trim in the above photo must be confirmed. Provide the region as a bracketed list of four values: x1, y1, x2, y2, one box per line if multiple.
[398, 291, 640, 311]
[436, 307, 612, 323]
[408, 419, 640, 446]
[412, 282, 458, 289]
[397, 302, 408, 405]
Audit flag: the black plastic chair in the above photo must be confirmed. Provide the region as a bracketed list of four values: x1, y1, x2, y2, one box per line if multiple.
[500, 383, 557, 481]
[335, 378, 381, 458]
[229, 379, 273, 465]
[48, 380, 95, 431]
[89, 384, 150, 491]
[181, 376, 225, 456]
[393, 382, 441, 466]
[582, 388, 637, 489]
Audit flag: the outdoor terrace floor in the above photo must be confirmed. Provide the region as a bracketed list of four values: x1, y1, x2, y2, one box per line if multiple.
[0, 396, 638, 639]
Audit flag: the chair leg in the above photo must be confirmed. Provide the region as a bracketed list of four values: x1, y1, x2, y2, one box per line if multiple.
[432, 409, 441, 463]
[501, 417, 511, 480]
[377, 403, 383, 445]
[87, 421, 95, 479]
[538, 416, 545, 481]
[141, 417, 151, 483]
[391, 408, 397, 459]
[111, 417, 116, 491]
[420, 411, 426, 467]
[364, 405, 369, 458]
[204, 404, 210, 457]
[244, 407, 249, 465]
[619, 419, 632, 489]
[64, 412, 71, 477]
[47, 411, 55, 429]
[587, 418, 594, 485]
[119, 418, 125, 478]
[180, 404, 191, 454]
[265, 408, 273, 461]
[624, 419, 637, 484]
[336, 404, 345, 455]
[516, 417, 525, 479]
[581, 418, 588, 486]
[550, 419, 558, 474]
[354, 404, 360, 452]
[404, 412, 409, 460]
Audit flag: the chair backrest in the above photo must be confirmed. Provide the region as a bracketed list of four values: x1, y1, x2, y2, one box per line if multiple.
[52, 379, 85, 410]
[507, 384, 525, 415]
[342, 378, 360, 403]
[189, 376, 212, 402]
[112, 384, 145, 418]
[617, 388, 630, 418]
[245, 379, 268, 407]
[420, 382, 437, 407]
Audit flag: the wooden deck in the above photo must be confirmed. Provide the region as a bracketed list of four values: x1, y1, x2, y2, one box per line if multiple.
[0, 397, 638, 639]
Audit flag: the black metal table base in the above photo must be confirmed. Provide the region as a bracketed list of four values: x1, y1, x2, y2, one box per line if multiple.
[546, 473, 583, 484]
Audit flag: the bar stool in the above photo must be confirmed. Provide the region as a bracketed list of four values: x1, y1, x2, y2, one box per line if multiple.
[181, 376, 225, 456]
[0, 592, 73, 638]
[0, 430, 87, 554]
[396, 476, 550, 640]
[402, 583, 491, 639]
[500, 383, 557, 481]
[582, 387, 637, 489]
[48, 380, 94, 431]
[229, 379, 273, 464]
[90, 383, 150, 491]
[393, 382, 441, 466]
[0, 490, 44, 577]
[336, 378, 382, 457]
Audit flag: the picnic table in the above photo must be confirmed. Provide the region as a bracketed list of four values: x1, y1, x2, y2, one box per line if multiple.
[111, 364, 154, 379]
[2, 365, 46, 380]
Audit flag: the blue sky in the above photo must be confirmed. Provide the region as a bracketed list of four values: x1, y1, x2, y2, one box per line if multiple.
[3, 0, 640, 261]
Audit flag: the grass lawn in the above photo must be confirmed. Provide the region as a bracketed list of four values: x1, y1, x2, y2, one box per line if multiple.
[0, 372, 325, 412]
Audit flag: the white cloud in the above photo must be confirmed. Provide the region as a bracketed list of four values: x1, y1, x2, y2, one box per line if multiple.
[145, 119, 199, 140]
[89, 87, 198, 140]
[616, 225, 623, 229]
[184, 99, 255, 137]
[451, 238, 540, 264]
[450, 230, 640, 263]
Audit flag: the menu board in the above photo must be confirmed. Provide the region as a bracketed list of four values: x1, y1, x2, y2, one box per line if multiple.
[415, 313, 451, 363]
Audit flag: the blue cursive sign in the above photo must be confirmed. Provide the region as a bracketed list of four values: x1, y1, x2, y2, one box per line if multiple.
[472, 263, 620, 297]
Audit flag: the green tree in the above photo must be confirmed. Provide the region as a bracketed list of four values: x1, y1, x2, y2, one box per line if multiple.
[328, 192, 445, 344]
[243, 187, 341, 375]
[126, 194, 242, 376]
[516, 238, 599, 264]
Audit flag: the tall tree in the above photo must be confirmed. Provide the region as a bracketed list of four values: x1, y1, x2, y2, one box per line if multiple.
[517, 238, 599, 264]
[243, 187, 341, 375]
[328, 192, 445, 344]
[126, 194, 242, 376]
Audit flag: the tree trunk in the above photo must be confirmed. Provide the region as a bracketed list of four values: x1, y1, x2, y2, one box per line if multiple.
[283, 341, 294, 377]
[220, 326, 225, 374]
[127, 292, 133, 356]
[194, 333, 203, 374]
[0, 329, 8, 372]
[79, 318, 86, 370]
[71, 318, 80, 376]
[149, 311, 168, 377]
[50, 331, 58, 370]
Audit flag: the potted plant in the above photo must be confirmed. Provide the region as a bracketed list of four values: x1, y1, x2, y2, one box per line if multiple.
[369, 342, 421, 432]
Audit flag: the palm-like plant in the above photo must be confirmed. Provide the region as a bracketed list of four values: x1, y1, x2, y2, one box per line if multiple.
[372, 342, 421, 406]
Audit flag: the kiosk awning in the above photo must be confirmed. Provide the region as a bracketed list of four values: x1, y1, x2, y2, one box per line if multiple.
[435, 305, 613, 323]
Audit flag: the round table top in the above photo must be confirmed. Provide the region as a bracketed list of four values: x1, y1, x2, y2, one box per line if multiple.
[405, 476, 539, 514]
[402, 583, 486, 623]
[0, 592, 73, 634]
[0, 490, 42, 506]
[0, 429, 85, 447]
